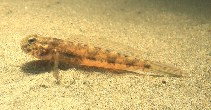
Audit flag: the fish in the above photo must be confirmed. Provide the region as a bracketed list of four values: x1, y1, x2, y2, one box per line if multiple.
[21, 34, 186, 82]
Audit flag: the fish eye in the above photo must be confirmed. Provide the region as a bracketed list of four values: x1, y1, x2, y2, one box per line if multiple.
[28, 37, 36, 44]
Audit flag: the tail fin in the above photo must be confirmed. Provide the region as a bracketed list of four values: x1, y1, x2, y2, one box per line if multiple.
[144, 60, 186, 77]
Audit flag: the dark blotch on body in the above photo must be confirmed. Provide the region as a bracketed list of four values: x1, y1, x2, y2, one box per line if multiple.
[125, 59, 137, 66]
[107, 57, 117, 64]
[87, 57, 96, 61]
[144, 64, 151, 69]
[62, 52, 77, 58]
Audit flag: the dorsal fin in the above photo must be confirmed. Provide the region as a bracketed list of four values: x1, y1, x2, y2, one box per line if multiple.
[66, 34, 143, 59]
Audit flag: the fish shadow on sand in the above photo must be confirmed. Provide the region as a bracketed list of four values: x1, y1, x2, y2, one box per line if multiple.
[21, 60, 165, 77]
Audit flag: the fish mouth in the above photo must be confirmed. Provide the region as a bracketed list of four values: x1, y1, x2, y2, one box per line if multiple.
[21, 44, 32, 53]
[21, 36, 32, 54]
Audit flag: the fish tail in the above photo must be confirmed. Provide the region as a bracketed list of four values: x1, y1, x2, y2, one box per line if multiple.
[143, 60, 186, 77]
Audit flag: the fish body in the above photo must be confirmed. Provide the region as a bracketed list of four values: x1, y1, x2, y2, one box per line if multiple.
[21, 34, 185, 81]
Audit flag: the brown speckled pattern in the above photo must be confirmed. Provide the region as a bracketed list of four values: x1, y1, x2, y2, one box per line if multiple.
[21, 34, 185, 77]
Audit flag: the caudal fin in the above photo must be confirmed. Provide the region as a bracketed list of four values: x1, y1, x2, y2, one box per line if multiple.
[144, 61, 186, 77]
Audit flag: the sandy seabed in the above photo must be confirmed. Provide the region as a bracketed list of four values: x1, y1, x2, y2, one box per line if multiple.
[0, 0, 210, 109]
